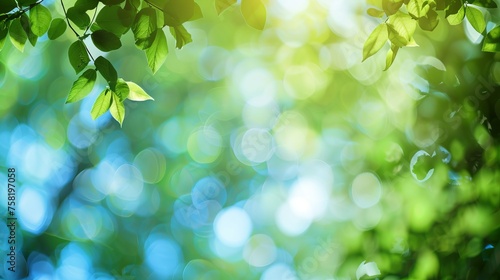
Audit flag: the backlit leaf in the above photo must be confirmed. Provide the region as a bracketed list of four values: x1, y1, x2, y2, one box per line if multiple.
[115, 78, 130, 102]
[9, 18, 27, 52]
[363, 23, 388, 61]
[29, 4, 52, 36]
[132, 7, 157, 49]
[145, 29, 168, 74]
[482, 26, 500, 52]
[110, 92, 125, 126]
[170, 25, 192, 49]
[466, 6, 486, 33]
[387, 12, 417, 47]
[126, 81, 154, 101]
[385, 44, 399, 70]
[66, 69, 97, 103]
[91, 89, 112, 120]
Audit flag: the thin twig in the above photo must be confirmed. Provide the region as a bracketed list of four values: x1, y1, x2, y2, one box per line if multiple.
[144, 0, 164, 12]
[60, 0, 80, 38]
[60, 0, 95, 62]
[84, 2, 98, 35]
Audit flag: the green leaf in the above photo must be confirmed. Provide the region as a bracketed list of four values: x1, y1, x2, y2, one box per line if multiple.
[387, 12, 417, 47]
[125, 0, 141, 11]
[446, 1, 465, 25]
[407, 0, 430, 19]
[241, 0, 267, 30]
[482, 26, 500, 52]
[0, 0, 17, 14]
[110, 92, 125, 126]
[91, 89, 112, 120]
[126, 81, 154, 101]
[100, 0, 125, 5]
[363, 24, 388, 61]
[384, 44, 400, 70]
[190, 2, 203, 21]
[66, 69, 97, 103]
[67, 7, 91, 29]
[367, 8, 385, 18]
[145, 29, 168, 74]
[470, 0, 497, 8]
[75, 0, 99, 11]
[17, 0, 37, 6]
[91, 30, 122, 52]
[132, 7, 157, 49]
[9, 18, 27, 52]
[466, 6, 486, 33]
[216, 0, 237, 15]
[382, 0, 404, 16]
[162, 0, 195, 26]
[115, 78, 130, 101]
[96, 5, 129, 36]
[29, 4, 52, 36]
[20, 13, 37, 47]
[95, 56, 118, 88]
[48, 18, 67, 40]
[418, 9, 439, 31]
[0, 22, 10, 51]
[68, 40, 90, 74]
[170, 25, 192, 49]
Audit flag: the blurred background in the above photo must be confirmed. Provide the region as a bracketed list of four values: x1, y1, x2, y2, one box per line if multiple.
[1, 0, 500, 279]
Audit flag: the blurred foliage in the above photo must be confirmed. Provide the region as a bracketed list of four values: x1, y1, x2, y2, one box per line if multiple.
[1, 0, 500, 280]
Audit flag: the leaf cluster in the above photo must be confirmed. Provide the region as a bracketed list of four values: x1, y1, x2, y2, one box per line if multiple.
[0, 0, 268, 126]
[364, 0, 498, 69]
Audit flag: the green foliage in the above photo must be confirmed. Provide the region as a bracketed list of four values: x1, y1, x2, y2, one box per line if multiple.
[145, 29, 168, 74]
[482, 26, 500, 52]
[364, 0, 500, 69]
[66, 69, 97, 103]
[110, 92, 126, 126]
[363, 23, 388, 61]
[0, 0, 268, 125]
[29, 5, 52, 37]
[68, 40, 90, 74]
[90, 88, 112, 120]
[126, 81, 154, 101]
[466, 5, 486, 33]
[91, 30, 122, 52]
[47, 18, 67, 40]
[9, 18, 27, 52]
